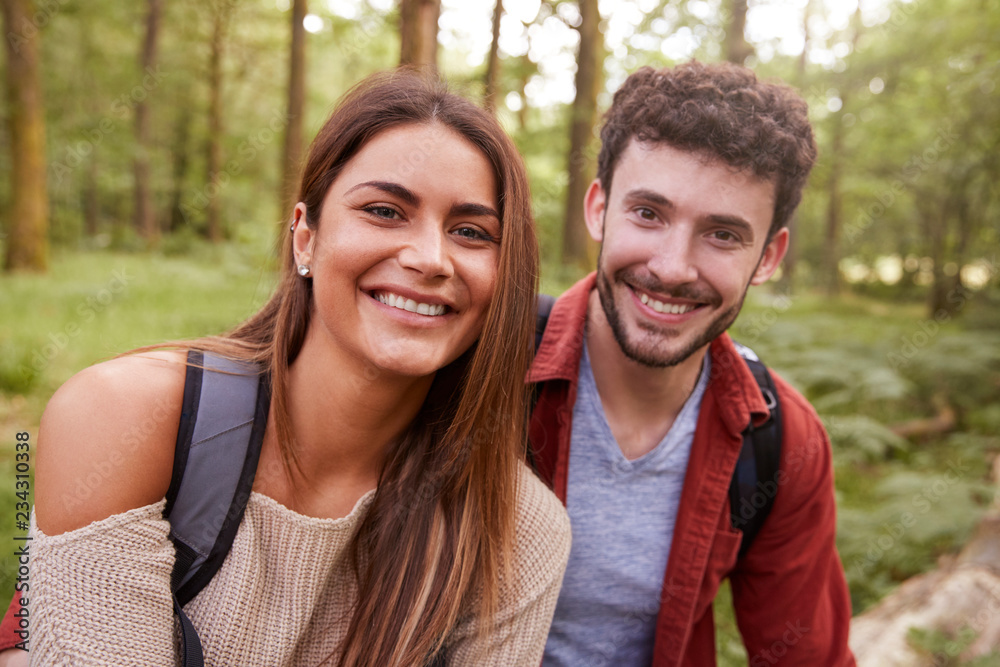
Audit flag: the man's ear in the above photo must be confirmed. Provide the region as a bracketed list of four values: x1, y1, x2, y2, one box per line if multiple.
[583, 179, 607, 243]
[292, 203, 316, 266]
[750, 227, 790, 285]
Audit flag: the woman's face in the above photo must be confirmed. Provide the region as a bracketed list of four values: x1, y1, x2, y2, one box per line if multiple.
[294, 122, 500, 379]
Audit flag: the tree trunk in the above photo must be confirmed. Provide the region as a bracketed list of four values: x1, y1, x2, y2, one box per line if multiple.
[2, 0, 49, 272]
[561, 0, 602, 270]
[724, 0, 753, 64]
[169, 105, 192, 233]
[134, 0, 162, 243]
[516, 54, 531, 129]
[776, 0, 812, 295]
[924, 198, 949, 315]
[823, 113, 844, 295]
[280, 0, 307, 228]
[399, 0, 440, 70]
[484, 0, 503, 112]
[206, 2, 231, 242]
[84, 158, 99, 236]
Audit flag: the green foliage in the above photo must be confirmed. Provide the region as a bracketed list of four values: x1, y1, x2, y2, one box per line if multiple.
[908, 625, 1000, 667]
[733, 286, 998, 618]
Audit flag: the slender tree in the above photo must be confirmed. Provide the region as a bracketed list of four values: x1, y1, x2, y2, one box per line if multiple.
[206, 0, 234, 242]
[134, 0, 163, 242]
[399, 0, 440, 70]
[2, 0, 49, 271]
[821, 3, 863, 295]
[723, 0, 753, 65]
[777, 0, 813, 295]
[168, 105, 192, 233]
[279, 0, 307, 226]
[561, 0, 602, 269]
[484, 0, 503, 112]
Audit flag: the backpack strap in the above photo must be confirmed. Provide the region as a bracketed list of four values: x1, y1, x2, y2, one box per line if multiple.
[534, 293, 556, 351]
[527, 294, 558, 474]
[164, 349, 270, 663]
[729, 343, 783, 560]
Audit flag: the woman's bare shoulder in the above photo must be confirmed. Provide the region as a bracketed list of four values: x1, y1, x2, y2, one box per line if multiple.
[35, 350, 189, 535]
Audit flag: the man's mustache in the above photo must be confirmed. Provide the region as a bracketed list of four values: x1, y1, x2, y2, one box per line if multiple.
[613, 269, 722, 307]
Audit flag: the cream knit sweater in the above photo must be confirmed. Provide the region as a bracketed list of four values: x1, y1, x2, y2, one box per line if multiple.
[28, 465, 570, 666]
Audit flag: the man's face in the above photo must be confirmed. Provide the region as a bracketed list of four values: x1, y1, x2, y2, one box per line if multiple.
[585, 140, 788, 368]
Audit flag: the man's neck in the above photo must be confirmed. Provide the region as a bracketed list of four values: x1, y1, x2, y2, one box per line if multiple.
[585, 289, 709, 461]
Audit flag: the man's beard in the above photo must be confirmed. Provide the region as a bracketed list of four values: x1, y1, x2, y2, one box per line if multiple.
[595, 264, 745, 369]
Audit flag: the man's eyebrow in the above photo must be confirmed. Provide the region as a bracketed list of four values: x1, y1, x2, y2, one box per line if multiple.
[344, 181, 419, 205]
[623, 188, 674, 209]
[449, 202, 500, 220]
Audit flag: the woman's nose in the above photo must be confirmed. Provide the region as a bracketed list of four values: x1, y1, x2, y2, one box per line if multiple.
[397, 223, 454, 279]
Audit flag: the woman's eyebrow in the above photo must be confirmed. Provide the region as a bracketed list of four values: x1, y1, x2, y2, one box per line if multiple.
[450, 202, 500, 220]
[344, 180, 419, 205]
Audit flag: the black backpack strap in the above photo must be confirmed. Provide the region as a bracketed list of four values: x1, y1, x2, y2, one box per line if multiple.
[527, 293, 557, 474]
[728, 344, 783, 560]
[534, 293, 556, 351]
[165, 350, 270, 663]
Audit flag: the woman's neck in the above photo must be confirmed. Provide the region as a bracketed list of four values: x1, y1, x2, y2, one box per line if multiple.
[257, 325, 435, 518]
[293, 326, 433, 479]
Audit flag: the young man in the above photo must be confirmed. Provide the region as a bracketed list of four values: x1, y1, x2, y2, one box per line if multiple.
[531, 62, 855, 666]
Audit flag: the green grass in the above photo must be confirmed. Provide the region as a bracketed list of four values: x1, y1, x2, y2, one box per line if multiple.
[0, 243, 276, 595]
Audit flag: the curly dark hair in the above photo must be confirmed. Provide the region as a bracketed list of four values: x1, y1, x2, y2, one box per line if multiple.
[597, 61, 817, 237]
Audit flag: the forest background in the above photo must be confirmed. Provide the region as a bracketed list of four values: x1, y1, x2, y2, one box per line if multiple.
[1, 0, 999, 664]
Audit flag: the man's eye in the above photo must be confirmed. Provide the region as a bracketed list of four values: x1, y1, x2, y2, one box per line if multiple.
[637, 207, 656, 220]
[364, 206, 399, 219]
[713, 230, 739, 242]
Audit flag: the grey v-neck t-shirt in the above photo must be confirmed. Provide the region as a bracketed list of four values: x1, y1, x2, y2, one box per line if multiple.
[542, 342, 711, 667]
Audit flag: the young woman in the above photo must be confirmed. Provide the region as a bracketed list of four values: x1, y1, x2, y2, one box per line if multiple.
[2, 70, 570, 666]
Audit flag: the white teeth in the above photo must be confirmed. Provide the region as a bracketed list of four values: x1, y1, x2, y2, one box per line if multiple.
[639, 291, 695, 315]
[375, 291, 446, 316]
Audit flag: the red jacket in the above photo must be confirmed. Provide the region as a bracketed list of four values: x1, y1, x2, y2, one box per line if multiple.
[529, 274, 855, 667]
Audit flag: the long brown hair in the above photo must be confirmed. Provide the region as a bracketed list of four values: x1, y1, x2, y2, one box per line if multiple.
[152, 70, 538, 665]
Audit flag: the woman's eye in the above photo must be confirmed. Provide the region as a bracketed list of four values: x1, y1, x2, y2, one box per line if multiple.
[364, 205, 399, 219]
[453, 226, 496, 243]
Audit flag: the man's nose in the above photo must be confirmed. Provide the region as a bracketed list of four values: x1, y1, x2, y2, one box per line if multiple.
[647, 233, 698, 286]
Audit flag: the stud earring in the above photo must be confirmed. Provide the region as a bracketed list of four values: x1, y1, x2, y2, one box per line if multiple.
[297, 264, 311, 277]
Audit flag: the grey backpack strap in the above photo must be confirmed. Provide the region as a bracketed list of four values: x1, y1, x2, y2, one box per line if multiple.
[165, 350, 270, 605]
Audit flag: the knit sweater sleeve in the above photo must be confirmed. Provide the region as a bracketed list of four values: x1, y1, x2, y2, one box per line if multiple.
[27, 500, 179, 667]
[446, 467, 571, 666]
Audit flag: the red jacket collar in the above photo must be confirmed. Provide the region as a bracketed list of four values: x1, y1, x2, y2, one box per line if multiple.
[528, 272, 771, 436]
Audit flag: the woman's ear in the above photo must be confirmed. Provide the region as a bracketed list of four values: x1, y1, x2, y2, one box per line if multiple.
[292, 203, 315, 268]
